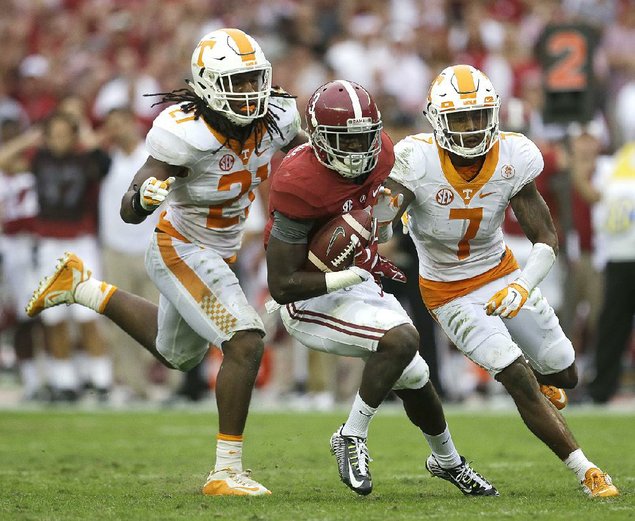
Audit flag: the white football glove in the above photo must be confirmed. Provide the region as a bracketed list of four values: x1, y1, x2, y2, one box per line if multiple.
[484, 279, 530, 319]
[372, 187, 404, 223]
[139, 176, 175, 211]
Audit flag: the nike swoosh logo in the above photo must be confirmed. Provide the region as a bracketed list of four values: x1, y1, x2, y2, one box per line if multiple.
[254, 146, 271, 157]
[232, 485, 261, 492]
[44, 289, 70, 306]
[358, 410, 373, 418]
[348, 461, 365, 489]
[327, 226, 346, 256]
[441, 438, 449, 445]
[479, 191, 495, 199]
[371, 185, 382, 198]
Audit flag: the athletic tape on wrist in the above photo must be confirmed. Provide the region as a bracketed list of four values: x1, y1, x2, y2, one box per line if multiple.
[325, 269, 364, 293]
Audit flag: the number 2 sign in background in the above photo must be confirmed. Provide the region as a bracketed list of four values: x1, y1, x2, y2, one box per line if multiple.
[536, 23, 599, 124]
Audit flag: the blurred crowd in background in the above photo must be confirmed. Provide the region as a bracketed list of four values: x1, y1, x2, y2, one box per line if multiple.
[0, 0, 634, 408]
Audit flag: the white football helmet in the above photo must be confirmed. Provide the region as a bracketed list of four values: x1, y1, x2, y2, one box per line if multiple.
[425, 65, 500, 158]
[190, 28, 272, 126]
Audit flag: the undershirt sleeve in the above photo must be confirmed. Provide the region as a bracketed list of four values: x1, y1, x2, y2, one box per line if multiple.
[270, 211, 315, 244]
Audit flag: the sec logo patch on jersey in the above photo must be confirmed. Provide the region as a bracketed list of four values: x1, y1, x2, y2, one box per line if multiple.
[436, 188, 454, 205]
[219, 154, 235, 171]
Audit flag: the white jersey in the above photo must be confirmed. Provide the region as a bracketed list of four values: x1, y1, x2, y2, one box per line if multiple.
[596, 143, 635, 262]
[146, 96, 301, 258]
[390, 132, 543, 308]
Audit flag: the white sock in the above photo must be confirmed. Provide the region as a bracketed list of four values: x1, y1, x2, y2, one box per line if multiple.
[18, 359, 41, 396]
[424, 425, 462, 469]
[48, 358, 80, 390]
[341, 392, 378, 439]
[75, 278, 117, 313]
[215, 435, 243, 472]
[564, 449, 595, 482]
[74, 352, 91, 384]
[87, 355, 113, 389]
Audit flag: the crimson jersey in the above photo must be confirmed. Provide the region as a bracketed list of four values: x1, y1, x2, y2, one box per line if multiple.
[265, 131, 394, 245]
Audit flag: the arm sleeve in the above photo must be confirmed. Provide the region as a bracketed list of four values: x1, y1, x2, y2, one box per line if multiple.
[269, 210, 315, 244]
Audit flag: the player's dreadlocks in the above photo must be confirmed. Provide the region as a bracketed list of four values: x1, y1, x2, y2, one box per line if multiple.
[146, 84, 296, 155]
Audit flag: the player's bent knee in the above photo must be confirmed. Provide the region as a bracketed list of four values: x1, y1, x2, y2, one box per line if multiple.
[497, 358, 541, 402]
[223, 330, 265, 367]
[393, 353, 430, 390]
[539, 338, 576, 379]
[378, 324, 419, 363]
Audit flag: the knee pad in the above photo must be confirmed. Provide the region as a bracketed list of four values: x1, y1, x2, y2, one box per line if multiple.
[393, 353, 429, 390]
[537, 335, 575, 375]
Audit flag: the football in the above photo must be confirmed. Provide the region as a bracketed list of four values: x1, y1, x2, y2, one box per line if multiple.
[305, 209, 373, 272]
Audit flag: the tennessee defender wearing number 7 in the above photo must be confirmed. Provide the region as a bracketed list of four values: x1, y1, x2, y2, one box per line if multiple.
[383, 64, 618, 498]
[25, 28, 305, 496]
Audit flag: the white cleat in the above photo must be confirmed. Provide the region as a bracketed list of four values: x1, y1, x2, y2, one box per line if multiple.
[202, 468, 271, 496]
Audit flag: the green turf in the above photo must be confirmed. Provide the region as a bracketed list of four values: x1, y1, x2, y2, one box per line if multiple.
[0, 407, 632, 520]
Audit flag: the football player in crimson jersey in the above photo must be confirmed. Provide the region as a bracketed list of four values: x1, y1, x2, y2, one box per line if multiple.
[381, 65, 618, 498]
[266, 80, 496, 497]
[26, 29, 306, 496]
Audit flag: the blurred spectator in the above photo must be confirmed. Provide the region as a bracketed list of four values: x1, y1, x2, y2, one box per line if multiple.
[588, 141, 635, 403]
[0, 80, 28, 136]
[92, 48, 162, 127]
[31, 112, 112, 401]
[0, 119, 43, 400]
[560, 121, 609, 379]
[99, 107, 160, 401]
[15, 55, 57, 123]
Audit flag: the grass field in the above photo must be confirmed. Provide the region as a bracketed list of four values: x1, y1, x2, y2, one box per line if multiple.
[0, 406, 633, 521]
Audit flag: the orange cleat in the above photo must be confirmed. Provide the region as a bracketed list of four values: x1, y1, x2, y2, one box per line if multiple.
[25, 252, 90, 317]
[581, 468, 619, 498]
[202, 468, 271, 496]
[540, 385, 568, 410]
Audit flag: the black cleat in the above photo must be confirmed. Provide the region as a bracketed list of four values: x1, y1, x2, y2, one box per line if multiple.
[426, 455, 499, 496]
[330, 425, 373, 496]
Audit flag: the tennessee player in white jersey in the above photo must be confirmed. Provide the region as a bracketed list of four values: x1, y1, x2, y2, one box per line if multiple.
[381, 65, 619, 498]
[26, 28, 304, 496]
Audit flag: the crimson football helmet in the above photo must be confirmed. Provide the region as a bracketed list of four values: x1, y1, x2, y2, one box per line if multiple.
[190, 28, 272, 126]
[425, 64, 500, 158]
[306, 80, 382, 178]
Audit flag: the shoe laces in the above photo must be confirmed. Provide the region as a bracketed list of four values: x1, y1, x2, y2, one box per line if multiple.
[587, 470, 611, 491]
[453, 461, 490, 489]
[231, 469, 261, 488]
[334, 433, 372, 476]
[346, 436, 371, 476]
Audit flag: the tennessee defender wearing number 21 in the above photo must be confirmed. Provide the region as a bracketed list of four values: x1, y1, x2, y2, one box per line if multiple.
[386, 64, 618, 498]
[25, 28, 305, 497]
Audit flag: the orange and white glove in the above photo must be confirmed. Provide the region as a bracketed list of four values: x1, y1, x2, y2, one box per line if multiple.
[484, 279, 529, 318]
[372, 187, 404, 224]
[139, 176, 175, 212]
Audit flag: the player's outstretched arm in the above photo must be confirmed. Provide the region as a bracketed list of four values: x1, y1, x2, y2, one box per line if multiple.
[120, 156, 186, 224]
[485, 181, 558, 318]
